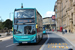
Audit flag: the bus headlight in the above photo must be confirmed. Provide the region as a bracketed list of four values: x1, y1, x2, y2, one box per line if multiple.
[32, 36, 35, 40]
[14, 37, 17, 39]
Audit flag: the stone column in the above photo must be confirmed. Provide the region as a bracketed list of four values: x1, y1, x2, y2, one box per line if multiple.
[73, 0, 75, 33]
[73, 0, 75, 3]
[73, 12, 75, 33]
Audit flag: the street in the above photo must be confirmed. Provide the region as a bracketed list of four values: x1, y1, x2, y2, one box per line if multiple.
[0, 0, 75, 50]
[40, 31, 75, 50]
[0, 31, 75, 50]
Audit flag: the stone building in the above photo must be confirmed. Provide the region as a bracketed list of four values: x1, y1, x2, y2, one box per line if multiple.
[54, 0, 75, 33]
[43, 17, 56, 30]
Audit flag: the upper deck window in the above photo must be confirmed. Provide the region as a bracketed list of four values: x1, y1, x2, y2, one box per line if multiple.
[15, 9, 35, 18]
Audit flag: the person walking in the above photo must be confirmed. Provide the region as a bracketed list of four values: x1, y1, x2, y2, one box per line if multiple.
[62, 29, 65, 34]
[69, 29, 70, 33]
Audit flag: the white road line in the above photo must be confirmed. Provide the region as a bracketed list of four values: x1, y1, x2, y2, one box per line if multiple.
[6, 44, 15, 48]
[39, 31, 50, 50]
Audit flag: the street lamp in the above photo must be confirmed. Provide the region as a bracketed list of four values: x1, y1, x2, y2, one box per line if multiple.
[62, 2, 63, 33]
[50, 17, 51, 31]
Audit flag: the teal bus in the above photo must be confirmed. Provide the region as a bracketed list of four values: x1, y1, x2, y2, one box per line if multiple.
[43, 25, 46, 34]
[13, 7, 43, 44]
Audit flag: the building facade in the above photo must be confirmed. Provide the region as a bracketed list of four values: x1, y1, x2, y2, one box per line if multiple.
[54, 0, 75, 33]
[43, 17, 56, 30]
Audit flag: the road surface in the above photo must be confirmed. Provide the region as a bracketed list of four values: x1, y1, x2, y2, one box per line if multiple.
[0, 31, 75, 50]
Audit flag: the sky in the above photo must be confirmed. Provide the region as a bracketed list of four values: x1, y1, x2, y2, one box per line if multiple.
[0, 0, 56, 21]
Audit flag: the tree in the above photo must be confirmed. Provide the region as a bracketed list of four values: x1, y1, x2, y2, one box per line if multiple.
[3, 19, 12, 29]
[0, 20, 4, 30]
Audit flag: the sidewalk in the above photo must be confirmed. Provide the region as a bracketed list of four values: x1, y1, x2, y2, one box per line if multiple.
[52, 31, 75, 47]
[0, 36, 13, 41]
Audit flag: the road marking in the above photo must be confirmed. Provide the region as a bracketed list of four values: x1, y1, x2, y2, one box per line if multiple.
[59, 43, 61, 45]
[55, 43, 57, 45]
[62, 46, 64, 48]
[65, 43, 67, 45]
[51, 43, 52, 45]
[59, 46, 61, 48]
[48, 46, 72, 49]
[55, 46, 56, 48]
[62, 43, 64, 45]
[53, 43, 54, 45]
[40, 48, 41, 49]
[52, 46, 54, 48]
[49, 43, 68, 45]
[6, 44, 15, 48]
[39, 32, 50, 50]
[48, 45, 50, 48]
[66, 46, 68, 49]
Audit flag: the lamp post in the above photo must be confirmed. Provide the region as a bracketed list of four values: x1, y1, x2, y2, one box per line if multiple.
[50, 17, 51, 31]
[62, 2, 63, 33]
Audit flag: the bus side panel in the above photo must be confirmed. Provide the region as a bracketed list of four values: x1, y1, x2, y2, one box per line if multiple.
[36, 10, 43, 42]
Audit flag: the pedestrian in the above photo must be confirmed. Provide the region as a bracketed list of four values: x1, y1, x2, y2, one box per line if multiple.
[69, 29, 70, 33]
[66, 30, 67, 33]
[65, 29, 67, 33]
[62, 29, 65, 34]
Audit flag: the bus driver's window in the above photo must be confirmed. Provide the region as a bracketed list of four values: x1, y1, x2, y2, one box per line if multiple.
[32, 27, 35, 34]
[24, 26, 31, 34]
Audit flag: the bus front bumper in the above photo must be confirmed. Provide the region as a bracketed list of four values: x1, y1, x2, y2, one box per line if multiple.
[13, 36, 36, 43]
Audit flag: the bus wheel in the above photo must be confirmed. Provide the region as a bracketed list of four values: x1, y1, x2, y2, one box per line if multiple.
[41, 34, 43, 40]
[19, 43, 22, 45]
[42, 34, 43, 38]
[35, 37, 38, 44]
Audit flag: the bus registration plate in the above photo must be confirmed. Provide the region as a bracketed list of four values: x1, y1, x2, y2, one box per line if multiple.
[22, 42, 27, 43]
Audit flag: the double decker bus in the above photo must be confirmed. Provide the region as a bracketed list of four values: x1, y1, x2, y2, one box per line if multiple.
[43, 25, 46, 34]
[13, 7, 43, 44]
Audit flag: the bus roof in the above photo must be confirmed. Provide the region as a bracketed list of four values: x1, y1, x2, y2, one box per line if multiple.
[14, 8, 42, 18]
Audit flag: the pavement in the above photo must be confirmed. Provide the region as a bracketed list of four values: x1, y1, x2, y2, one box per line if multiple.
[0, 36, 13, 41]
[52, 31, 75, 47]
[0, 32, 13, 41]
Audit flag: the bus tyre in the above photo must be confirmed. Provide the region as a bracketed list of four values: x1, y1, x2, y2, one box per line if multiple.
[19, 43, 22, 45]
[35, 37, 38, 44]
[42, 34, 43, 38]
[41, 34, 43, 40]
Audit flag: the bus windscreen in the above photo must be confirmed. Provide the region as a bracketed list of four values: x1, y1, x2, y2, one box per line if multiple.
[14, 25, 35, 35]
[15, 9, 35, 18]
